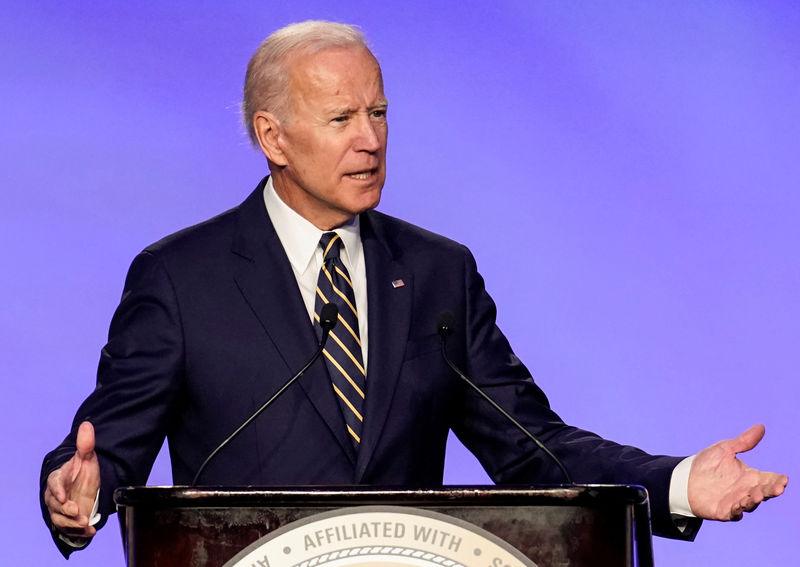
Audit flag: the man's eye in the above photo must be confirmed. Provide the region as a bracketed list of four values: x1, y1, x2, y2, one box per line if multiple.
[371, 109, 387, 119]
[332, 116, 349, 123]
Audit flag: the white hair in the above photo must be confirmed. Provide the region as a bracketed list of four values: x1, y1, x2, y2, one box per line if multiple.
[242, 20, 374, 146]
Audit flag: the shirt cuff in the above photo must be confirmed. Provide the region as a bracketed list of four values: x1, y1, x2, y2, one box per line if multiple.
[669, 455, 696, 519]
[89, 489, 101, 526]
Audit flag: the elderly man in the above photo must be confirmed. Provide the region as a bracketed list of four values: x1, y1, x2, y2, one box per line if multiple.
[41, 21, 787, 558]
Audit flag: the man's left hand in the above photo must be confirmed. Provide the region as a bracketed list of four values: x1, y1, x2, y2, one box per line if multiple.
[688, 424, 788, 521]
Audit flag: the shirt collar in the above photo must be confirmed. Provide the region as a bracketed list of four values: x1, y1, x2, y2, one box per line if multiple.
[263, 176, 362, 275]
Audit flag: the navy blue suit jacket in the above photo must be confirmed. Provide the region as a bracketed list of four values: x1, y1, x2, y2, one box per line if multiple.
[41, 177, 697, 554]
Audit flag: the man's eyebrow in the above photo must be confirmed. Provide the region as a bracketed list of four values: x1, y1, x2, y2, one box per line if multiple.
[327, 107, 356, 116]
[327, 101, 388, 115]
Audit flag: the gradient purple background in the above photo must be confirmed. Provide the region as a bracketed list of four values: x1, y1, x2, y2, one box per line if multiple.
[3, 2, 797, 565]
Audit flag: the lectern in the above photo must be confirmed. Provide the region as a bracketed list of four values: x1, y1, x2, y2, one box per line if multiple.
[115, 485, 653, 567]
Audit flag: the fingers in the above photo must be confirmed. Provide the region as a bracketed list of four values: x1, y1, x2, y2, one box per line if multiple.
[44, 489, 84, 529]
[729, 488, 764, 521]
[48, 509, 97, 538]
[763, 471, 789, 498]
[48, 507, 91, 528]
[45, 466, 69, 504]
[45, 466, 80, 518]
[726, 423, 766, 455]
[722, 471, 787, 521]
[45, 471, 98, 538]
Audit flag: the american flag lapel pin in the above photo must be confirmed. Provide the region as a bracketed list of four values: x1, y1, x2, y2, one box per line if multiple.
[391, 279, 405, 288]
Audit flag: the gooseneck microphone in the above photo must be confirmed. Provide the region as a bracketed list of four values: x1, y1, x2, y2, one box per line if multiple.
[437, 311, 573, 484]
[192, 303, 339, 486]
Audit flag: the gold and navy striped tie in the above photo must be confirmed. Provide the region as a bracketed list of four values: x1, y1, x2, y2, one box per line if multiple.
[314, 232, 366, 448]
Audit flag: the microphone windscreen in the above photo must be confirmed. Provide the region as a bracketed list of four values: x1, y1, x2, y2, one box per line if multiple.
[437, 311, 455, 336]
[320, 303, 339, 330]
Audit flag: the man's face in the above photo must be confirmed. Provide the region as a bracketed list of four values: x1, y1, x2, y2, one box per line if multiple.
[270, 46, 388, 230]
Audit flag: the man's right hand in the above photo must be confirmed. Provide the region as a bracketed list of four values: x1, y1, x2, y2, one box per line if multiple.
[43, 421, 100, 540]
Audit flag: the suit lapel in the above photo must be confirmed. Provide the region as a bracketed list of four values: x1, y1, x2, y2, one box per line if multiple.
[355, 212, 413, 480]
[230, 181, 356, 464]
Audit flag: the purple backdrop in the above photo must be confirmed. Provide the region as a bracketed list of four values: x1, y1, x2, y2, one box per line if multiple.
[2, 2, 797, 565]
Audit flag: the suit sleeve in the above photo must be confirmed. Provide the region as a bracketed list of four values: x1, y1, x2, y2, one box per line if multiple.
[448, 245, 701, 540]
[40, 250, 185, 556]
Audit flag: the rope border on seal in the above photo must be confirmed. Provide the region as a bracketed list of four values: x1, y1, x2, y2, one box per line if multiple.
[293, 545, 467, 567]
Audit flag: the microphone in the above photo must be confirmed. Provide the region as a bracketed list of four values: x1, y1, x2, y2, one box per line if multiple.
[191, 303, 339, 486]
[437, 311, 573, 484]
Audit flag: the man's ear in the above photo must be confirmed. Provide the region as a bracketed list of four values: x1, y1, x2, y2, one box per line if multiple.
[253, 111, 288, 166]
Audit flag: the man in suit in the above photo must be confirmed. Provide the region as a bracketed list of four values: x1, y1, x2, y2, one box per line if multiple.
[41, 20, 787, 558]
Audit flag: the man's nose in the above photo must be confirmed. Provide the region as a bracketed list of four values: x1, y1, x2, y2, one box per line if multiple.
[353, 114, 383, 152]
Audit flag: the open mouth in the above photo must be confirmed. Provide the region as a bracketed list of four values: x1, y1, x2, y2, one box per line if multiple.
[346, 168, 377, 180]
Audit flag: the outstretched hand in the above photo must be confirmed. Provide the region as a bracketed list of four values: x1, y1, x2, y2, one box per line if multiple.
[43, 421, 101, 539]
[688, 424, 788, 521]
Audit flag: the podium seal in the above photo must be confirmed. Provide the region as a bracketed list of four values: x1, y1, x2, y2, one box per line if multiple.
[224, 505, 537, 567]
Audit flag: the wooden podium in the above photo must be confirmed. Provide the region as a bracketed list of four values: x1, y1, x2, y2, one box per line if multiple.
[115, 485, 653, 567]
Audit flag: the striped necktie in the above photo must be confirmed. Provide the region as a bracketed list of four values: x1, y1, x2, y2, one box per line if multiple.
[314, 232, 366, 448]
